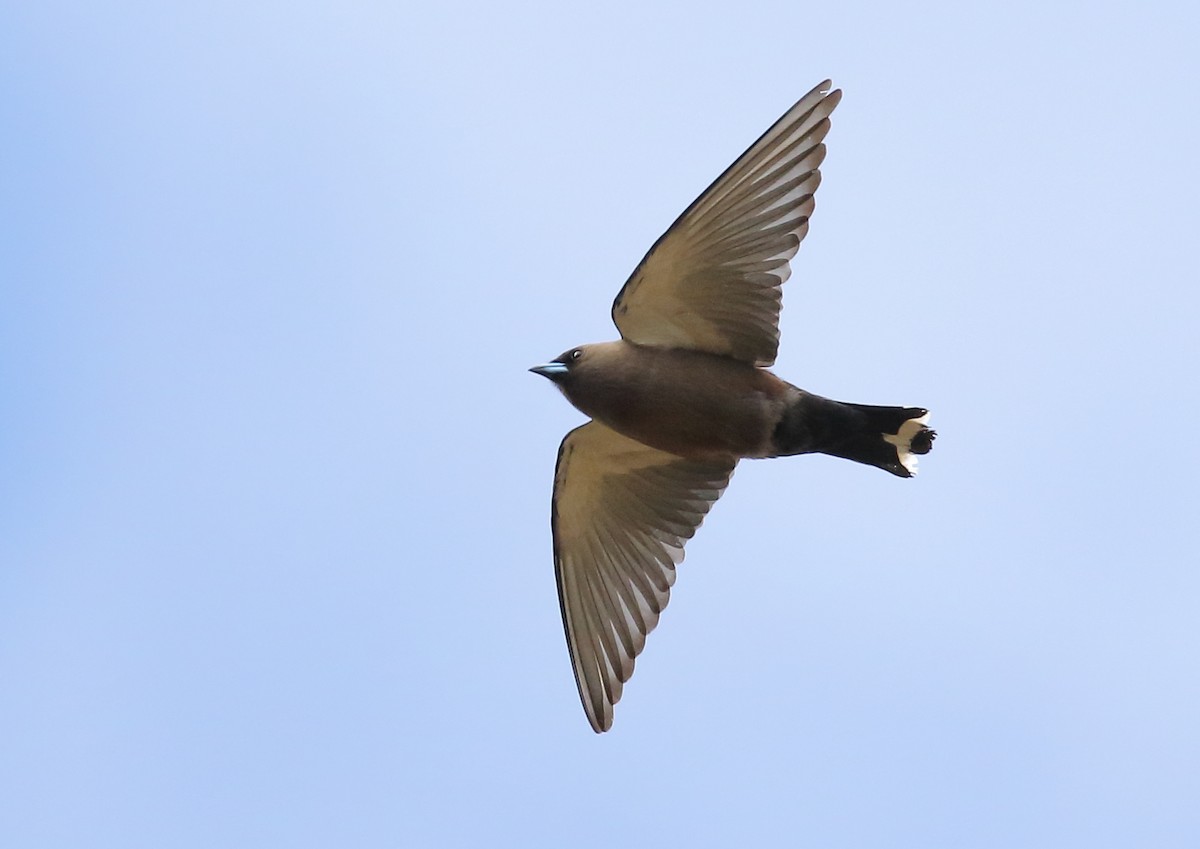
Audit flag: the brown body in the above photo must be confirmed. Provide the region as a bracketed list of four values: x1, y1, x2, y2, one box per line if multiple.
[560, 341, 790, 462]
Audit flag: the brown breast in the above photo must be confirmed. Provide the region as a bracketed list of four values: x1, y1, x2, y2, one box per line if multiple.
[564, 341, 790, 461]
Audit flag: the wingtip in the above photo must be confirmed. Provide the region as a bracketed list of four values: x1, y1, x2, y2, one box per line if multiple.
[814, 78, 840, 98]
[584, 698, 613, 734]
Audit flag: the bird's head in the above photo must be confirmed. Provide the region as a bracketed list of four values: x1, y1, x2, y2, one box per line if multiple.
[529, 345, 590, 386]
[530, 342, 627, 418]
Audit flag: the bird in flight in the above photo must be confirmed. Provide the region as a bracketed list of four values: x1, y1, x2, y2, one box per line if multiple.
[531, 80, 935, 733]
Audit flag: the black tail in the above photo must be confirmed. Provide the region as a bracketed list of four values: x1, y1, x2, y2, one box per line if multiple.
[770, 392, 936, 478]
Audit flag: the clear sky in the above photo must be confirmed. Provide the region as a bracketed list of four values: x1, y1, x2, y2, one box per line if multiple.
[2, 1, 1198, 847]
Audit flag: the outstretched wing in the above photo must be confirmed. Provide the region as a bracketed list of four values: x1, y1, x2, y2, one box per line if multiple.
[551, 422, 736, 732]
[612, 80, 841, 366]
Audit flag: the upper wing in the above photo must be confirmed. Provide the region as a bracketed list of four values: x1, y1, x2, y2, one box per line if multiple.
[551, 422, 736, 732]
[611, 80, 841, 366]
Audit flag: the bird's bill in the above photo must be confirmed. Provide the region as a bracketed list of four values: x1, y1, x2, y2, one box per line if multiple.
[529, 362, 569, 379]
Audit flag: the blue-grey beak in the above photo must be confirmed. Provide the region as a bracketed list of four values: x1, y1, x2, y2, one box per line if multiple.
[530, 362, 569, 380]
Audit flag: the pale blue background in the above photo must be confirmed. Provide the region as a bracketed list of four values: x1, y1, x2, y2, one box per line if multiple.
[3, 2, 1198, 846]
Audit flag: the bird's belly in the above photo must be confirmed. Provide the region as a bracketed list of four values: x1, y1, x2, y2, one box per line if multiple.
[572, 353, 781, 461]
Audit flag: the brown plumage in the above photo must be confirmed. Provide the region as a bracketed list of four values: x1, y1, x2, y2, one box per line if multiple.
[531, 80, 936, 733]
[553, 343, 788, 461]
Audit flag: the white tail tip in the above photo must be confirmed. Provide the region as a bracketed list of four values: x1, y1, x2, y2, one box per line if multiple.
[883, 413, 932, 476]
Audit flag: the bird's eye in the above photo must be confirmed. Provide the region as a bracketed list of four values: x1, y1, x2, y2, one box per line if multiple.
[571, 349, 582, 360]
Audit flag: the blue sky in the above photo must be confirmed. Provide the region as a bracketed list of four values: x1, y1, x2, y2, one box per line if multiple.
[2, 1, 1198, 846]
